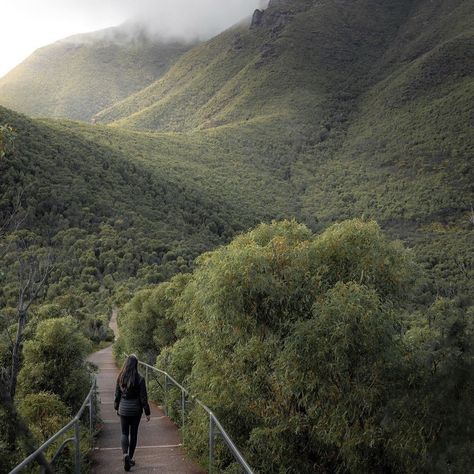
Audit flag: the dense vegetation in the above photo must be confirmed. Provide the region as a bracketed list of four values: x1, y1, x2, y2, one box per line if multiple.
[91, 0, 473, 307]
[0, 0, 472, 471]
[0, 105, 264, 471]
[0, 25, 195, 121]
[117, 220, 473, 473]
[0, 104, 262, 311]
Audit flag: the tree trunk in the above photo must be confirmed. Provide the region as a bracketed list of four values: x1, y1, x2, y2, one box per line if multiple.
[10, 307, 27, 400]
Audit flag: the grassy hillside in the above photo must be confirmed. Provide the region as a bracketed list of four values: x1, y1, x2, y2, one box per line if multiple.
[95, 0, 412, 130]
[0, 25, 195, 121]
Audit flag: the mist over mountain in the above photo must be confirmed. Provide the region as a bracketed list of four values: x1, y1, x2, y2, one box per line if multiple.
[0, 0, 269, 77]
[122, 0, 269, 42]
[0, 24, 196, 121]
[0, 1, 270, 121]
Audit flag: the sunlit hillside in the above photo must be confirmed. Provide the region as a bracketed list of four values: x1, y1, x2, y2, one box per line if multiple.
[0, 24, 196, 121]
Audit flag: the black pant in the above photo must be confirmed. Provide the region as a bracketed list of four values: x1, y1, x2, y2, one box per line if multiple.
[120, 415, 142, 458]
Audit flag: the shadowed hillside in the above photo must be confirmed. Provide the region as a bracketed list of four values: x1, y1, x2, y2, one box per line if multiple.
[0, 104, 274, 337]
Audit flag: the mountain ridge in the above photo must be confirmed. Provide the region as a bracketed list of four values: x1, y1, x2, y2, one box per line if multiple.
[0, 24, 197, 121]
[93, 0, 473, 137]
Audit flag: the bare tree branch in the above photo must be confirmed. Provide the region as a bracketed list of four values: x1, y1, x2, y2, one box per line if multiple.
[10, 253, 54, 400]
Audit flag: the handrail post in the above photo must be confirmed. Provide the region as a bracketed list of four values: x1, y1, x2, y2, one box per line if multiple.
[181, 389, 186, 433]
[163, 373, 168, 416]
[74, 420, 81, 474]
[89, 379, 95, 437]
[89, 398, 93, 434]
[145, 364, 149, 389]
[209, 414, 215, 474]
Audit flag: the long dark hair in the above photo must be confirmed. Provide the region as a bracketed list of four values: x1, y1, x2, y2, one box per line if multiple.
[118, 354, 139, 391]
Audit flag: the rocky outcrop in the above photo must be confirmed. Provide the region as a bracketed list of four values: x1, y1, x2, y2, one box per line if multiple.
[263, 8, 294, 34]
[250, 0, 306, 36]
[251, 9, 265, 28]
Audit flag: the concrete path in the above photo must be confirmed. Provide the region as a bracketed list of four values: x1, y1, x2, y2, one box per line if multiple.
[88, 312, 204, 473]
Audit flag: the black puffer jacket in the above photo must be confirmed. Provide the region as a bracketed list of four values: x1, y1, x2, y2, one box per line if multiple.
[114, 374, 151, 417]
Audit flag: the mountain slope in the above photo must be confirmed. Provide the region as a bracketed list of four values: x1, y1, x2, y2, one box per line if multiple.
[0, 25, 195, 121]
[94, 0, 414, 131]
[95, 0, 474, 135]
[92, 0, 473, 302]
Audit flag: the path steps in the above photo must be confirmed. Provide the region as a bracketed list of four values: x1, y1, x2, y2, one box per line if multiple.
[88, 313, 204, 473]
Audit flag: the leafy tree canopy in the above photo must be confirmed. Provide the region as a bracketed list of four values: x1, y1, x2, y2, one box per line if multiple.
[18, 317, 92, 410]
[118, 219, 473, 473]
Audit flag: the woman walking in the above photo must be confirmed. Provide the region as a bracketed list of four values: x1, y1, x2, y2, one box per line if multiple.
[114, 354, 151, 471]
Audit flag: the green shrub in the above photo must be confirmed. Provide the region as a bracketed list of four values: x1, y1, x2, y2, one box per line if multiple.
[18, 317, 92, 409]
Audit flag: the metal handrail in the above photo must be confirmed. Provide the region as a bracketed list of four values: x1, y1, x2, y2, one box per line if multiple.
[138, 360, 254, 474]
[10, 378, 96, 474]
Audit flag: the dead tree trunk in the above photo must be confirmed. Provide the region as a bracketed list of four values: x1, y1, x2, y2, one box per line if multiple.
[9, 255, 53, 400]
[10, 308, 27, 400]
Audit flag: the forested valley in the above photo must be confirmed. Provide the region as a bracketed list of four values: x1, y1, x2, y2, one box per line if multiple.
[0, 0, 473, 472]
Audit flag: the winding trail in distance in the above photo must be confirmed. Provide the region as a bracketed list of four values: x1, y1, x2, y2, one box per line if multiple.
[88, 310, 204, 473]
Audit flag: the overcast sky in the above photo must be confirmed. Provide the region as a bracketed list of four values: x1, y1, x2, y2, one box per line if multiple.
[0, 0, 268, 78]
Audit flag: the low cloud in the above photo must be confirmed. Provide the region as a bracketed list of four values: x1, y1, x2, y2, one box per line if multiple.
[122, 0, 270, 41]
[1, 0, 270, 76]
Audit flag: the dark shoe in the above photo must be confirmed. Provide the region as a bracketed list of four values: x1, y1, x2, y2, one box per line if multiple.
[130, 459, 136, 467]
[123, 454, 131, 471]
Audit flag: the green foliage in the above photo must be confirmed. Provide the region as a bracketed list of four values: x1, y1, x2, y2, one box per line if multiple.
[0, 402, 18, 470]
[122, 220, 474, 473]
[309, 219, 417, 299]
[0, 104, 261, 352]
[117, 273, 190, 362]
[17, 392, 70, 442]
[389, 298, 474, 473]
[84, 314, 115, 343]
[18, 317, 92, 409]
[276, 282, 401, 472]
[0, 0, 473, 470]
